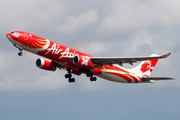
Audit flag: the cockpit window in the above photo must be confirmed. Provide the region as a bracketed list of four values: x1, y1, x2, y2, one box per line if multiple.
[11, 32, 14, 33]
[12, 32, 20, 38]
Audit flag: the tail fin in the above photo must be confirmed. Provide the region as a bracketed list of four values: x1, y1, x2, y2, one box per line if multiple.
[129, 54, 159, 78]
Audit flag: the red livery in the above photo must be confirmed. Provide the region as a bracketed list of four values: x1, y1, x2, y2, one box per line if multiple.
[6, 31, 173, 83]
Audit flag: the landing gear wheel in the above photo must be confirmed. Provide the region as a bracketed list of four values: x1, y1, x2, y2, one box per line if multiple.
[65, 74, 72, 78]
[71, 78, 75, 82]
[90, 77, 93, 81]
[18, 52, 23, 56]
[90, 77, 97, 81]
[65, 70, 75, 83]
[86, 72, 93, 77]
[68, 78, 75, 83]
[93, 77, 97, 81]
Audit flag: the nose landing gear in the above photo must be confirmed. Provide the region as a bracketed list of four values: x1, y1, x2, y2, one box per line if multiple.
[14, 44, 23, 56]
[18, 51, 23, 56]
[65, 69, 75, 83]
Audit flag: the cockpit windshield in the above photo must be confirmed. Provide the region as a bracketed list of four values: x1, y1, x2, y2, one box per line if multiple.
[12, 32, 20, 38]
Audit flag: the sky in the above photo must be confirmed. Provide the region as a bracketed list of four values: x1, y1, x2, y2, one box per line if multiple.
[0, 0, 180, 119]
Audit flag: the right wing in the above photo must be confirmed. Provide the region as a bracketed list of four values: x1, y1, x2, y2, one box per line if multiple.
[89, 53, 171, 67]
[63, 53, 171, 67]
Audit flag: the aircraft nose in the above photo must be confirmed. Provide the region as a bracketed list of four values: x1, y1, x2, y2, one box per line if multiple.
[6, 33, 12, 40]
[6, 32, 17, 43]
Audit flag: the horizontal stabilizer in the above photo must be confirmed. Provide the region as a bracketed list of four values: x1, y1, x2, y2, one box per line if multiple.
[142, 77, 174, 81]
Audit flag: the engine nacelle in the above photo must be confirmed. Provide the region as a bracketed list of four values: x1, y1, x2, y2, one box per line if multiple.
[36, 58, 56, 71]
[73, 56, 94, 68]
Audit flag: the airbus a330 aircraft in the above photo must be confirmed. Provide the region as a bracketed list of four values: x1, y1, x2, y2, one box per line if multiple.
[6, 31, 173, 83]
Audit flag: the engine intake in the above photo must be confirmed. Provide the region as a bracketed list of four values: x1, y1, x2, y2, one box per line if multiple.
[36, 58, 56, 71]
[73, 56, 94, 68]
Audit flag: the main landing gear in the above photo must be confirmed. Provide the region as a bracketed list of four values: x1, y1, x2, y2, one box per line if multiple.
[65, 69, 75, 83]
[86, 72, 97, 81]
[65, 69, 97, 83]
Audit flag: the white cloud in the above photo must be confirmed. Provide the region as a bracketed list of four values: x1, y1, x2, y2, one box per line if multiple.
[97, 0, 180, 33]
[78, 42, 106, 55]
[0, 71, 69, 91]
[0, 0, 71, 33]
[127, 31, 153, 54]
[0, 52, 19, 72]
[78, 77, 109, 92]
[57, 10, 99, 33]
[0, 52, 69, 91]
[28, 71, 70, 91]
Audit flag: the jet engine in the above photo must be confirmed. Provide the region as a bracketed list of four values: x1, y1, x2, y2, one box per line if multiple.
[73, 56, 94, 68]
[36, 58, 56, 71]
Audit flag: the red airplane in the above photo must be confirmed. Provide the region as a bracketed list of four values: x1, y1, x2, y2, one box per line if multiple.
[6, 31, 173, 83]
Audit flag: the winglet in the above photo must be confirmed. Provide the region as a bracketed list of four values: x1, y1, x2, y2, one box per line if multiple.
[162, 53, 171, 58]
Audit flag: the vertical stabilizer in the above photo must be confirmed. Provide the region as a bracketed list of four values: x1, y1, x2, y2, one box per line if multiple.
[129, 54, 159, 78]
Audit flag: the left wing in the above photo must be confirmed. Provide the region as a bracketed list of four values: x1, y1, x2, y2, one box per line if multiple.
[142, 77, 174, 83]
[142, 77, 174, 81]
[64, 53, 171, 67]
